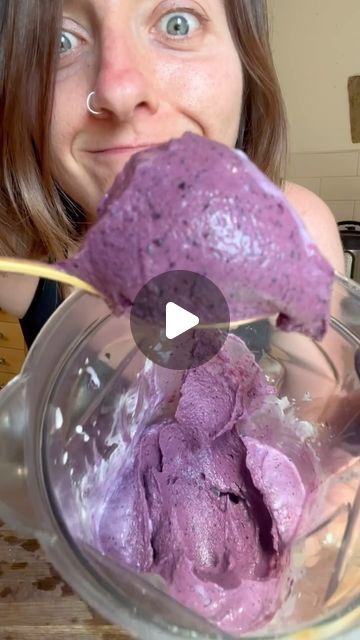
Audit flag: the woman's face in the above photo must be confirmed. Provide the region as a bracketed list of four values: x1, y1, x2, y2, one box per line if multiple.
[51, 0, 243, 216]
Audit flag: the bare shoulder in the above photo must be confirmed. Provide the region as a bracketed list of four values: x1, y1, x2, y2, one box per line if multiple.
[0, 273, 39, 318]
[284, 181, 344, 273]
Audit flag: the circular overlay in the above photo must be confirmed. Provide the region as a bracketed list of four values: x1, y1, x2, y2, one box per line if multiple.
[130, 270, 230, 370]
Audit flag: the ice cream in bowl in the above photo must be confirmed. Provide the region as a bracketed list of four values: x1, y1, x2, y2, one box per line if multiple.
[0, 134, 359, 639]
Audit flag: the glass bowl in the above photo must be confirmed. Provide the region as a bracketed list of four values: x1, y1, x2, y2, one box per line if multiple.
[0, 272, 359, 639]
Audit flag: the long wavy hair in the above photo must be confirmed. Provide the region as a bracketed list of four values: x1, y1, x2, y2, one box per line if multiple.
[0, 0, 287, 260]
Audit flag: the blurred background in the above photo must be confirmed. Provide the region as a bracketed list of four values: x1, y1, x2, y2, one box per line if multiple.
[269, 0, 360, 217]
[269, 0, 360, 283]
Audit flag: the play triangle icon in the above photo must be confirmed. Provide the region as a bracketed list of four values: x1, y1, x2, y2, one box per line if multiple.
[165, 302, 199, 340]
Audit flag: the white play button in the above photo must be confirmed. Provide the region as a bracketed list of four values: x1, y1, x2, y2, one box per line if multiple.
[130, 270, 230, 369]
[165, 302, 199, 340]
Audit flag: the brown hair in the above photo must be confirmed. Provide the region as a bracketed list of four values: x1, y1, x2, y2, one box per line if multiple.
[0, 0, 79, 260]
[225, 0, 288, 184]
[0, 0, 287, 261]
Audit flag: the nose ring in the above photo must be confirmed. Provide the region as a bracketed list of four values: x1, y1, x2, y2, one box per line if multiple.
[86, 91, 103, 116]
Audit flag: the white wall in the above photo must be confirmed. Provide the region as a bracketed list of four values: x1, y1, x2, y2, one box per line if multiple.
[268, 0, 360, 221]
[268, 0, 360, 154]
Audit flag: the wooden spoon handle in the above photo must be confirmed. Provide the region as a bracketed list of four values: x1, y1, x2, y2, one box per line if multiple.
[0, 257, 271, 329]
[0, 257, 98, 296]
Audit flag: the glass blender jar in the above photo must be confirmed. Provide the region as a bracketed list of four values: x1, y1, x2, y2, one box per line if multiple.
[0, 272, 359, 640]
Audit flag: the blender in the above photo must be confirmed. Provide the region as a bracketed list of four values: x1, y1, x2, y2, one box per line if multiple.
[0, 271, 359, 640]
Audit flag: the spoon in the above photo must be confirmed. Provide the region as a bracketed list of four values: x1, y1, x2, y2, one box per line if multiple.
[0, 256, 268, 330]
[0, 256, 99, 296]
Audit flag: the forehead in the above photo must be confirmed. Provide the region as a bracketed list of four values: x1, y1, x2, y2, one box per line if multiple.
[62, 0, 224, 12]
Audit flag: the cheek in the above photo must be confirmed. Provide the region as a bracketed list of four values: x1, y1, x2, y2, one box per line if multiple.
[49, 83, 85, 184]
[155, 49, 243, 146]
[50, 95, 72, 177]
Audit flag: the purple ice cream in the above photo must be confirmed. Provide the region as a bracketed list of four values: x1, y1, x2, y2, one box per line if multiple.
[77, 335, 320, 634]
[57, 133, 331, 633]
[61, 132, 334, 340]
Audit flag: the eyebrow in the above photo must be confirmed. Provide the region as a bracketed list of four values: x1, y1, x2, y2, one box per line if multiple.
[63, 0, 90, 10]
[62, 0, 98, 22]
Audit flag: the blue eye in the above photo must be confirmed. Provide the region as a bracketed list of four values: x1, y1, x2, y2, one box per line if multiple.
[60, 31, 82, 54]
[159, 12, 200, 37]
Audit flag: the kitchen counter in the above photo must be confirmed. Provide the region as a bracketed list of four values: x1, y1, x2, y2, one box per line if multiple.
[0, 519, 130, 640]
[1, 518, 358, 640]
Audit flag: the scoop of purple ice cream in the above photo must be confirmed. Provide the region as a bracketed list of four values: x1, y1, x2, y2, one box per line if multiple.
[81, 334, 319, 633]
[61, 132, 334, 340]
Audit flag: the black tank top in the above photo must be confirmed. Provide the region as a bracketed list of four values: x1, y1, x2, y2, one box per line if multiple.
[19, 200, 85, 349]
[19, 278, 63, 349]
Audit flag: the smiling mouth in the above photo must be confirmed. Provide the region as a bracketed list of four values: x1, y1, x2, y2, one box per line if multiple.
[89, 143, 160, 155]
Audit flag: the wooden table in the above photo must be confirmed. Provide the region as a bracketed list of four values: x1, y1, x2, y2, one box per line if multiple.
[2, 518, 359, 640]
[0, 518, 131, 640]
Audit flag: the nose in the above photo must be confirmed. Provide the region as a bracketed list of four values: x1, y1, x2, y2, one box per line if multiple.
[92, 32, 160, 122]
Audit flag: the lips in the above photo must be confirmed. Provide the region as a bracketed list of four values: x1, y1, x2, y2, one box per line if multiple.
[89, 143, 161, 154]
